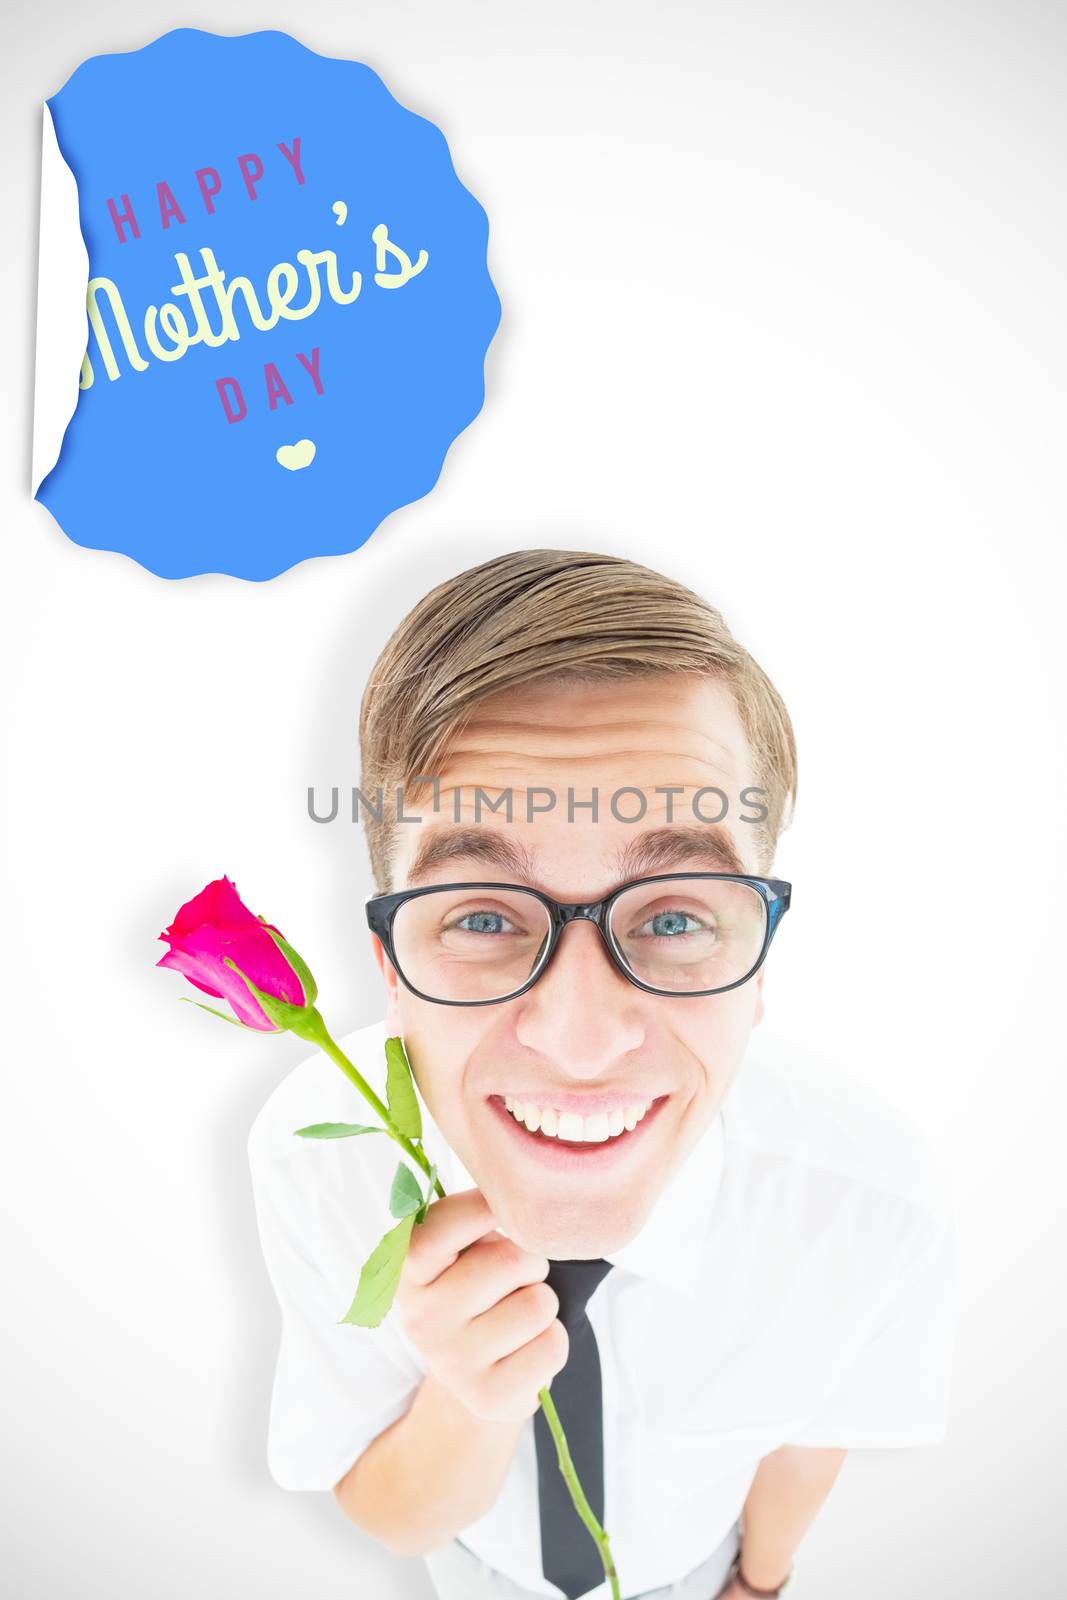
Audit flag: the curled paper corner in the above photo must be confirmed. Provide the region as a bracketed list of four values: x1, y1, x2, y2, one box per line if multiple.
[32, 101, 89, 498]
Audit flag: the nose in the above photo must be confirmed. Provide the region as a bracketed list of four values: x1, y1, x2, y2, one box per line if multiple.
[513, 919, 646, 1073]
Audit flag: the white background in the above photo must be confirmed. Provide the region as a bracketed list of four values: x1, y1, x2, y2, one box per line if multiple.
[3, 3, 1065, 1596]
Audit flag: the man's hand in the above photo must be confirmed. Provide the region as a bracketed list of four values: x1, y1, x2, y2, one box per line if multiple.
[394, 1186, 570, 1422]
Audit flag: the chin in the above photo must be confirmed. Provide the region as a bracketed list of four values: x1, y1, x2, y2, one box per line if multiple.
[496, 1190, 646, 1262]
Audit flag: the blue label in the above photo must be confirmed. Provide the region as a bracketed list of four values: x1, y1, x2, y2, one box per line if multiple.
[38, 29, 501, 580]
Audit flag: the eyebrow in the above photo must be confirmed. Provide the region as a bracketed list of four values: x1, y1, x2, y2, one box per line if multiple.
[612, 825, 746, 879]
[403, 822, 746, 888]
[405, 827, 537, 885]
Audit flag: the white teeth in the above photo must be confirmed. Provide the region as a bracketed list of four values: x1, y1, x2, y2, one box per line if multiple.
[504, 1096, 654, 1143]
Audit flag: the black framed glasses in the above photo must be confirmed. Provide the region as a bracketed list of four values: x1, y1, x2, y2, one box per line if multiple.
[365, 873, 792, 1007]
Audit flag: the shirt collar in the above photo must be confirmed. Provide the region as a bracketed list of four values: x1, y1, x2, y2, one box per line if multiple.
[603, 1109, 726, 1298]
[437, 1100, 727, 1302]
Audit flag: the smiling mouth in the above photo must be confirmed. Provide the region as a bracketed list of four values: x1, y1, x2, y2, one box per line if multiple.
[493, 1093, 669, 1149]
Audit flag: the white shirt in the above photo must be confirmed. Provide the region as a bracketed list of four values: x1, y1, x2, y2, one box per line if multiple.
[248, 1018, 957, 1597]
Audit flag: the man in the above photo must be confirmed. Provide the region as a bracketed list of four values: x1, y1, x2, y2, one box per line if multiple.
[249, 549, 956, 1600]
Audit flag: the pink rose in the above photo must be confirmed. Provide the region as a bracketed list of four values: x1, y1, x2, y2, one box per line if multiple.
[157, 876, 306, 1030]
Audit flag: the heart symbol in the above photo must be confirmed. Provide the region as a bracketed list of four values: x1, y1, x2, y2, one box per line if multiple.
[276, 439, 316, 471]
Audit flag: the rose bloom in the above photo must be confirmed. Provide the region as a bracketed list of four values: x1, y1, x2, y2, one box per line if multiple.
[157, 876, 305, 1030]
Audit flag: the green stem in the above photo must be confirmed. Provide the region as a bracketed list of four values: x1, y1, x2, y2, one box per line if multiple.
[307, 1018, 619, 1596]
[310, 1020, 446, 1200]
[537, 1383, 622, 1600]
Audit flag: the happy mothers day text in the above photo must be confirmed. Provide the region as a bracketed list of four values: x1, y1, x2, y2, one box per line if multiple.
[80, 138, 429, 422]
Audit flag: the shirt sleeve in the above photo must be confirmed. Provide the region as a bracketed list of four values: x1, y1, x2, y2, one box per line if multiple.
[247, 1103, 425, 1491]
[785, 1199, 959, 1450]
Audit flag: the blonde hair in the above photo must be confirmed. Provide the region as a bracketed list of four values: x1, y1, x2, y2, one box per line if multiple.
[358, 549, 797, 889]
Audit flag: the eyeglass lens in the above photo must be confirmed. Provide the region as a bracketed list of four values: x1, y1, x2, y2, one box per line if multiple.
[389, 879, 769, 1002]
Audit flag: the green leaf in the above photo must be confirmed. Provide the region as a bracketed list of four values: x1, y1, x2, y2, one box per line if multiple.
[389, 1160, 424, 1219]
[385, 1036, 422, 1139]
[294, 1122, 384, 1140]
[179, 996, 247, 1028]
[416, 1163, 438, 1224]
[341, 1213, 416, 1327]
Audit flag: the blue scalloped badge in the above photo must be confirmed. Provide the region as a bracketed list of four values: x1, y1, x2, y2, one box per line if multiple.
[37, 29, 500, 580]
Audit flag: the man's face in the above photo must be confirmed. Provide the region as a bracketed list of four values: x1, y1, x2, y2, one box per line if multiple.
[370, 673, 770, 1260]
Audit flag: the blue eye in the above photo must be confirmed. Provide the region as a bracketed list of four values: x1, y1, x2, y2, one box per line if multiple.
[456, 911, 511, 935]
[637, 910, 707, 938]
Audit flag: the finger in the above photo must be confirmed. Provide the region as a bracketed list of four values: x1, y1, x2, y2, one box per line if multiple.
[464, 1279, 562, 1369]
[402, 1186, 502, 1288]
[435, 1231, 551, 1323]
[481, 1320, 570, 1414]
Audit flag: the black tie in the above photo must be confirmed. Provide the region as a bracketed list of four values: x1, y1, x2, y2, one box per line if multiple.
[533, 1258, 615, 1599]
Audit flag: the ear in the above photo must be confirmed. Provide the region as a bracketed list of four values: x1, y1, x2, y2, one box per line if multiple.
[370, 933, 403, 1030]
[751, 966, 766, 1029]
